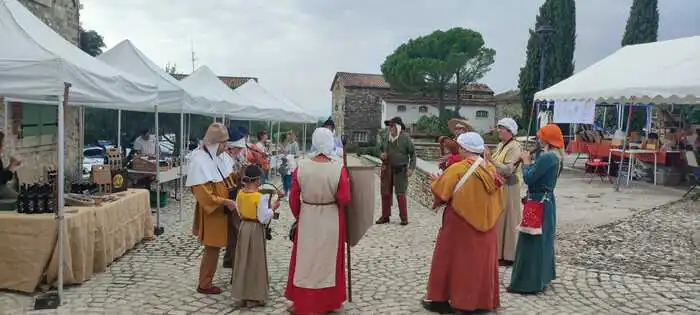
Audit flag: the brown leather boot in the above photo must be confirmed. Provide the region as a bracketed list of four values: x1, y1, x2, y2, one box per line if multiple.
[376, 194, 392, 224]
[397, 194, 408, 225]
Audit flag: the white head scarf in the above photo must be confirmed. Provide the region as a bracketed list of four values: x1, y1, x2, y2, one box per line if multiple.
[311, 127, 335, 157]
[457, 132, 485, 154]
[497, 118, 518, 135]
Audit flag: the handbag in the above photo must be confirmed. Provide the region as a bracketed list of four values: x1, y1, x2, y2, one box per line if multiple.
[518, 157, 560, 235]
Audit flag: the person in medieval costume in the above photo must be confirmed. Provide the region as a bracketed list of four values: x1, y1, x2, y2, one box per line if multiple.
[231, 164, 280, 308]
[423, 132, 504, 313]
[186, 123, 237, 294]
[485, 118, 523, 266]
[310, 117, 343, 157]
[438, 118, 473, 170]
[376, 116, 416, 226]
[222, 127, 248, 269]
[508, 124, 564, 294]
[285, 127, 352, 314]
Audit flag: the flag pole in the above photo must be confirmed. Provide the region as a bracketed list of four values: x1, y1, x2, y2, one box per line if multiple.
[340, 135, 352, 302]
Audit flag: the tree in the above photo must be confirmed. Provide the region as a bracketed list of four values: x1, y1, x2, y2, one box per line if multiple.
[621, 0, 659, 132]
[454, 47, 495, 112]
[165, 62, 178, 76]
[622, 0, 659, 47]
[79, 27, 106, 57]
[381, 27, 496, 120]
[517, 0, 576, 134]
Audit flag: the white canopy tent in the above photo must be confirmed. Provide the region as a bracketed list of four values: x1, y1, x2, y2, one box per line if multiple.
[234, 79, 317, 123]
[0, 0, 157, 106]
[179, 66, 271, 120]
[0, 0, 159, 304]
[97, 40, 211, 114]
[535, 35, 700, 104]
[534, 35, 700, 191]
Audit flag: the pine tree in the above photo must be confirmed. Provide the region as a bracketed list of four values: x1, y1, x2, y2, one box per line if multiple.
[622, 0, 659, 46]
[517, 0, 576, 134]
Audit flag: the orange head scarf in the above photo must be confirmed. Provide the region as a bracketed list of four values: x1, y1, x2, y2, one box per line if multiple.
[537, 124, 564, 149]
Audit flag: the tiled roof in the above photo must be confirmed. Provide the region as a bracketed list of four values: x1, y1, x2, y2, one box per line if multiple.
[494, 89, 520, 100]
[330, 72, 493, 93]
[382, 90, 496, 107]
[172, 73, 258, 89]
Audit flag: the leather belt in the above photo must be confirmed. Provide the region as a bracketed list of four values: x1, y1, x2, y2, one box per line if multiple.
[302, 200, 336, 206]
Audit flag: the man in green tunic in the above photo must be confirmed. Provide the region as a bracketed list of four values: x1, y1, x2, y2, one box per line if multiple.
[376, 117, 416, 226]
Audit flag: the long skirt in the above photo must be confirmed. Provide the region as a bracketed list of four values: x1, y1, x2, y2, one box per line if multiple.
[508, 196, 557, 293]
[426, 206, 500, 311]
[497, 183, 521, 261]
[231, 220, 269, 302]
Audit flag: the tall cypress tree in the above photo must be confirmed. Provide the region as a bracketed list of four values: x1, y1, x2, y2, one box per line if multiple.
[517, 0, 576, 134]
[621, 0, 659, 131]
[622, 0, 659, 46]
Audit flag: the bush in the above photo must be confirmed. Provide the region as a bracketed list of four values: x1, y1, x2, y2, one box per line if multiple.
[415, 110, 464, 136]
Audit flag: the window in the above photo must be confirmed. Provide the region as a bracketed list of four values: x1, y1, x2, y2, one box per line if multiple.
[475, 110, 489, 118]
[351, 131, 369, 143]
[13, 103, 58, 145]
[418, 106, 428, 113]
[397, 105, 407, 112]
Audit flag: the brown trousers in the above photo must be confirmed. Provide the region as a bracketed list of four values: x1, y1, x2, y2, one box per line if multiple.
[198, 246, 221, 289]
[223, 213, 240, 266]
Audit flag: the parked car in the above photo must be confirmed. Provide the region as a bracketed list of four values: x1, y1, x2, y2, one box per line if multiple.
[82, 146, 105, 178]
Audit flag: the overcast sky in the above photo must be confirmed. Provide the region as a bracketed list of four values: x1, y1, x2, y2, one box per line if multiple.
[80, 0, 700, 117]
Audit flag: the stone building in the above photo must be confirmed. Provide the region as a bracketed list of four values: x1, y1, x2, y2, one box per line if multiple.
[494, 89, 523, 121]
[1, 0, 82, 183]
[330, 72, 496, 144]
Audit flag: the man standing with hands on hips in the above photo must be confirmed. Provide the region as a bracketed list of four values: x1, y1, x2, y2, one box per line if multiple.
[376, 117, 416, 226]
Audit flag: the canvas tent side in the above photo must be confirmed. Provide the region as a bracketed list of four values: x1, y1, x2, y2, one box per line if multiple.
[534, 35, 700, 104]
[233, 80, 316, 123]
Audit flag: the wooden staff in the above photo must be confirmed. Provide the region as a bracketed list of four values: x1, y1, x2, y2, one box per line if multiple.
[340, 136, 352, 302]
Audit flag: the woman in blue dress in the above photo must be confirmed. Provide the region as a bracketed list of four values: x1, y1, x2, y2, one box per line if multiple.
[508, 124, 564, 294]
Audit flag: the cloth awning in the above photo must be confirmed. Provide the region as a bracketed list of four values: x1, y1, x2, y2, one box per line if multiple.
[535, 35, 700, 104]
[233, 80, 317, 123]
[0, 0, 157, 106]
[178, 66, 271, 120]
[98, 40, 211, 114]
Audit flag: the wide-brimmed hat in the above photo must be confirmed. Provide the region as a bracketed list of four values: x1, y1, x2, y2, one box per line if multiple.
[448, 118, 473, 135]
[227, 127, 246, 148]
[203, 123, 229, 145]
[383, 116, 406, 130]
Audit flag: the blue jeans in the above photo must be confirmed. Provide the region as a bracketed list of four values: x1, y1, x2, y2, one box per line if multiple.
[282, 175, 292, 195]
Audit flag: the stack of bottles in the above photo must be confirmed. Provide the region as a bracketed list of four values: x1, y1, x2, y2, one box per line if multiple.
[70, 182, 99, 195]
[16, 183, 56, 214]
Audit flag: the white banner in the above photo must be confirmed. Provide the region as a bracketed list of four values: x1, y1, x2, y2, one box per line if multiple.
[553, 100, 596, 124]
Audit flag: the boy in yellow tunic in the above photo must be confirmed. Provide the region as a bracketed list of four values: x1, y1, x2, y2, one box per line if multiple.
[186, 123, 237, 295]
[231, 165, 280, 308]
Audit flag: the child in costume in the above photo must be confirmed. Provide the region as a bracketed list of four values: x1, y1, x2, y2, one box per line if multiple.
[231, 165, 280, 308]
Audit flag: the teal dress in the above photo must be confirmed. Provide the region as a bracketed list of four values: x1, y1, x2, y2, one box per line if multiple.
[508, 152, 560, 294]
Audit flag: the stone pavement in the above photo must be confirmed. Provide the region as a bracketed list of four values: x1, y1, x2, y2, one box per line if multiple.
[1, 175, 699, 314]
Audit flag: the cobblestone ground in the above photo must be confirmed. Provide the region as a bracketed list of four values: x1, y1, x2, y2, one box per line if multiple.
[2, 175, 700, 314]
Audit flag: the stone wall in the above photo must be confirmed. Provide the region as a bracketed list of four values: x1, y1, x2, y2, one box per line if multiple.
[413, 141, 440, 161]
[341, 87, 389, 145]
[19, 0, 80, 45]
[6, 0, 83, 183]
[362, 155, 436, 209]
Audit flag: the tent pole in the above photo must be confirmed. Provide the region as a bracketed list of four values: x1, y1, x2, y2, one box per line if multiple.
[117, 109, 122, 148]
[615, 98, 635, 192]
[302, 124, 306, 153]
[179, 110, 184, 222]
[155, 104, 163, 235]
[57, 83, 71, 304]
[79, 106, 84, 181]
[602, 107, 607, 130]
[2, 97, 9, 157]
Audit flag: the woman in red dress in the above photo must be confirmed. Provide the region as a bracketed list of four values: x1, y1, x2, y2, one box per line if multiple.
[285, 127, 351, 315]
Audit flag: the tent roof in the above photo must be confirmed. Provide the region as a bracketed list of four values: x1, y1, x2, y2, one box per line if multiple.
[0, 0, 157, 107]
[234, 80, 316, 123]
[535, 35, 700, 104]
[98, 40, 211, 114]
[179, 66, 271, 120]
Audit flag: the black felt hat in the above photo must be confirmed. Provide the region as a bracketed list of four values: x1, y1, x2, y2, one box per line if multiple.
[384, 116, 406, 130]
[323, 117, 335, 128]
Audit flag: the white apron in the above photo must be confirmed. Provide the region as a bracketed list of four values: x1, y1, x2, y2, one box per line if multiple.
[293, 159, 342, 289]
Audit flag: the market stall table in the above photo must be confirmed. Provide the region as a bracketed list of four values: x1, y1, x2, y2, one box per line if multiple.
[0, 189, 153, 293]
[607, 149, 658, 186]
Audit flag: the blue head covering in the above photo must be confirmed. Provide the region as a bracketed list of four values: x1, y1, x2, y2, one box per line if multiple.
[236, 126, 249, 137]
[227, 127, 247, 148]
